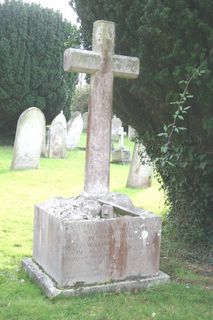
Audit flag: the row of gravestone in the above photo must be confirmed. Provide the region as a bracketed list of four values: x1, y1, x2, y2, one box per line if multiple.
[10, 106, 153, 188]
[11, 108, 126, 170]
[11, 107, 84, 170]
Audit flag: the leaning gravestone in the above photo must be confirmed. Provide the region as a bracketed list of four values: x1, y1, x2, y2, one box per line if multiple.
[23, 20, 169, 298]
[11, 107, 45, 170]
[48, 111, 67, 159]
[67, 112, 83, 149]
[126, 143, 153, 188]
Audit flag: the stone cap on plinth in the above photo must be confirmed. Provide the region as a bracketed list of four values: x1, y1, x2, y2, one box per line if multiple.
[36, 192, 156, 221]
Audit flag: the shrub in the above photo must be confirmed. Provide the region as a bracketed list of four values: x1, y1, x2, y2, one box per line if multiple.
[0, 0, 80, 137]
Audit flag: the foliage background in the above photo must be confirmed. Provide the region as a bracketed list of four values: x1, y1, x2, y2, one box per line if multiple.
[70, 0, 213, 244]
[0, 0, 80, 139]
[71, 84, 89, 114]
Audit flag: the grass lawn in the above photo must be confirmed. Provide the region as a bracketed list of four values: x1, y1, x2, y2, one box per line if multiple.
[0, 136, 212, 320]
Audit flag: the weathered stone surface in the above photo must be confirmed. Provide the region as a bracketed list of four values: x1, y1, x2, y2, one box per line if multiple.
[128, 126, 137, 141]
[127, 143, 153, 188]
[11, 107, 45, 170]
[96, 192, 134, 209]
[112, 127, 131, 164]
[101, 204, 114, 219]
[111, 148, 131, 164]
[64, 20, 140, 193]
[82, 112, 88, 131]
[41, 126, 47, 158]
[64, 48, 101, 74]
[33, 194, 162, 287]
[67, 112, 83, 149]
[64, 49, 140, 79]
[115, 127, 129, 160]
[111, 115, 122, 142]
[22, 258, 170, 299]
[48, 111, 67, 158]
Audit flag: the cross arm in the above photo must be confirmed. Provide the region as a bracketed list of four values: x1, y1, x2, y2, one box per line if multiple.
[113, 55, 140, 79]
[63, 48, 101, 74]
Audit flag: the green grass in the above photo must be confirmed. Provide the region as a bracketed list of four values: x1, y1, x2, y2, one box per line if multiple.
[0, 137, 212, 320]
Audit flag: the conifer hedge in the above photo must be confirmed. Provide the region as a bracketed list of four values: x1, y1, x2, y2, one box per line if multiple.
[0, 0, 80, 137]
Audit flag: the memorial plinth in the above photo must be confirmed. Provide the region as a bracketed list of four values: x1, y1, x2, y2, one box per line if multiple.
[23, 193, 169, 298]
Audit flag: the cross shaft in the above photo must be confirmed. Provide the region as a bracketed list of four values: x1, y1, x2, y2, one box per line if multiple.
[64, 20, 139, 193]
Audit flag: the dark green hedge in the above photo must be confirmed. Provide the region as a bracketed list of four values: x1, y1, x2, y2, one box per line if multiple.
[0, 0, 80, 137]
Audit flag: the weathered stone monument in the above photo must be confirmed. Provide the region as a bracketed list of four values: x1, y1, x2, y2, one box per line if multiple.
[47, 111, 67, 159]
[112, 116, 122, 133]
[111, 127, 131, 164]
[11, 107, 45, 170]
[64, 21, 141, 193]
[126, 143, 153, 188]
[22, 20, 169, 298]
[67, 112, 83, 149]
[128, 125, 136, 141]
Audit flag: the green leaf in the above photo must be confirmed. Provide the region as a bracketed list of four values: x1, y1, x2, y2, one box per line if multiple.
[184, 106, 191, 110]
[157, 132, 167, 137]
[178, 115, 184, 120]
[161, 145, 168, 153]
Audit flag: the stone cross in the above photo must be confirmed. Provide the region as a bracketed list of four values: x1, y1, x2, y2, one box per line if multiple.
[64, 20, 139, 193]
[117, 127, 126, 149]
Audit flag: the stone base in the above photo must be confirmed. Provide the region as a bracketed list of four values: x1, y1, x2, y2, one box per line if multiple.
[111, 148, 131, 164]
[22, 258, 170, 299]
[33, 194, 162, 287]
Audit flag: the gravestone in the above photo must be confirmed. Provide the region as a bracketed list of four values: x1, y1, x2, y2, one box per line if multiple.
[41, 125, 49, 158]
[23, 20, 169, 298]
[128, 126, 136, 141]
[111, 115, 122, 142]
[126, 143, 153, 188]
[111, 127, 131, 164]
[82, 112, 88, 131]
[67, 112, 83, 149]
[11, 107, 45, 170]
[48, 111, 67, 159]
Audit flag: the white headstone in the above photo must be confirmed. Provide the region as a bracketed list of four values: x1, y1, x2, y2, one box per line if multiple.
[48, 111, 67, 158]
[111, 115, 122, 135]
[41, 125, 48, 158]
[128, 126, 136, 141]
[11, 107, 45, 170]
[118, 127, 126, 148]
[126, 143, 153, 188]
[67, 113, 83, 149]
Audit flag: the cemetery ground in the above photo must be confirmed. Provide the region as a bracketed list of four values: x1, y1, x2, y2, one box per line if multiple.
[0, 135, 212, 320]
